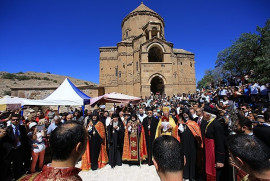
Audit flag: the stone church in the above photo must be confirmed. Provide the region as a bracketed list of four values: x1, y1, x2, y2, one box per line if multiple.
[99, 3, 196, 97]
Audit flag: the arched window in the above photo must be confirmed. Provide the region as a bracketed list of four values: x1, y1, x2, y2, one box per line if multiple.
[126, 31, 128, 38]
[148, 46, 163, 62]
[152, 27, 158, 38]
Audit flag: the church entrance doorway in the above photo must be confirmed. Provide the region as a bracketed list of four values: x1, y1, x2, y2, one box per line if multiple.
[150, 76, 164, 95]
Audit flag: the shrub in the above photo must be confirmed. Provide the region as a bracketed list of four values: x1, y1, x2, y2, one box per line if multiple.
[17, 75, 31, 80]
[2, 73, 16, 79]
[4, 90, 11, 96]
[43, 77, 50, 81]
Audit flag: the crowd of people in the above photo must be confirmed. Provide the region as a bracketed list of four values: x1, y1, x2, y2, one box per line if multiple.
[0, 81, 269, 181]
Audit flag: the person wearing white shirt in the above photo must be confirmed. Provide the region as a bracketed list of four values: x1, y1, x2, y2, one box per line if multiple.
[250, 83, 260, 95]
[219, 87, 228, 96]
[119, 111, 124, 122]
[138, 108, 147, 122]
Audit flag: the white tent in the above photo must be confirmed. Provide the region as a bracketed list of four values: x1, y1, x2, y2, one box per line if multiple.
[22, 78, 90, 106]
[0, 95, 27, 111]
[90, 92, 141, 106]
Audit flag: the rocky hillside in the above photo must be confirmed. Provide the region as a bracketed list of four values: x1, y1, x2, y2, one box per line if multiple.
[0, 71, 97, 97]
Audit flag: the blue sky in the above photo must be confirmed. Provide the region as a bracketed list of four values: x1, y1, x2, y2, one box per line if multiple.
[0, 0, 269, 85]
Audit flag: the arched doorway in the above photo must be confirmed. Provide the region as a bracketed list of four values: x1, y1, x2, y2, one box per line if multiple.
[150, 76, 164, 95]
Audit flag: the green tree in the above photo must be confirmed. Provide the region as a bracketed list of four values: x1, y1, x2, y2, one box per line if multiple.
[252, 19, 270, 83]
[215, 19, 270, 83]
[197, 68, 223, 89]
[216, 33, 260, 77]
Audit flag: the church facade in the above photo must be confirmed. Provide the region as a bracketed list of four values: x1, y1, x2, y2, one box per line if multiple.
[99, 3, 196, 97]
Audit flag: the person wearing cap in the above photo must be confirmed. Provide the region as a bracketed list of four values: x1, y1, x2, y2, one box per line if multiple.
[122, 113, 147, 165]
[155, 107, 178, 139]
[200, 105, 225, 181]
[178, 108, 203, 181]
[28, 121, 46, 173]
[142, 107, 159, 165]
[81, 110, 108, 170]
[26, 114, 37, 131]
[107, 113, 124, 168]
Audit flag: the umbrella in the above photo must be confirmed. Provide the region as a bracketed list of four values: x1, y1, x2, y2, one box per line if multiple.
[0, 95, 27, 111]
[90, 92, 141, 106]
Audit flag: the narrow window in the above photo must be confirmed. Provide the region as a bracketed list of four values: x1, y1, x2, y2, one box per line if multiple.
[115, 67, 118, 77]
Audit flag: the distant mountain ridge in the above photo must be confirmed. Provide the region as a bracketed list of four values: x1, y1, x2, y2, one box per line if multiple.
[0, 71, 97, 97]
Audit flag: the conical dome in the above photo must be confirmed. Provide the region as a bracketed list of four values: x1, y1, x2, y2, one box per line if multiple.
[121, 3, 164, 41]
[130, 2, 158, 14]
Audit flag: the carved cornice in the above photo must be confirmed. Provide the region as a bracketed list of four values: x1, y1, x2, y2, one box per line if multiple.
[100, 57, 118, 60]
[118, 52, 133, 56]
[122, 36, 137, 41]
[141, 37, 174, 49]
[117, 41, 133, 47]
[122, 11, 164, 28]
[132, 34, 144, 41]
[99, 47, 117, 52]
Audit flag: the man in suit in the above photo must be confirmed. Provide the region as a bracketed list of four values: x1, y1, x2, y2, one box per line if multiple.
[1, 113, 31, 180]
[142, 108, 158, 165]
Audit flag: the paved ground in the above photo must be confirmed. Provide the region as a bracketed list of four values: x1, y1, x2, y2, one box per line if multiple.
[76, 162, 160, 181]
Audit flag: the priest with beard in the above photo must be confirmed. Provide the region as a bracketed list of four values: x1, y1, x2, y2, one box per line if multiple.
[142, 108, 158, 165]
[107, 113, 124, 168]
[178, 109, 203, 181]
[200, 105, 225, 181]
[81, 110, 108, 171]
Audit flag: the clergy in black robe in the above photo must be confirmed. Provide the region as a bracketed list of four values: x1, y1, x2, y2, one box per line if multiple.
[87, 110, 103, 170]
[178, 109, 203, 180]
[201, 105, 225, 181]
[107, 113, 124, 168]
[142, 108, 158, 165]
